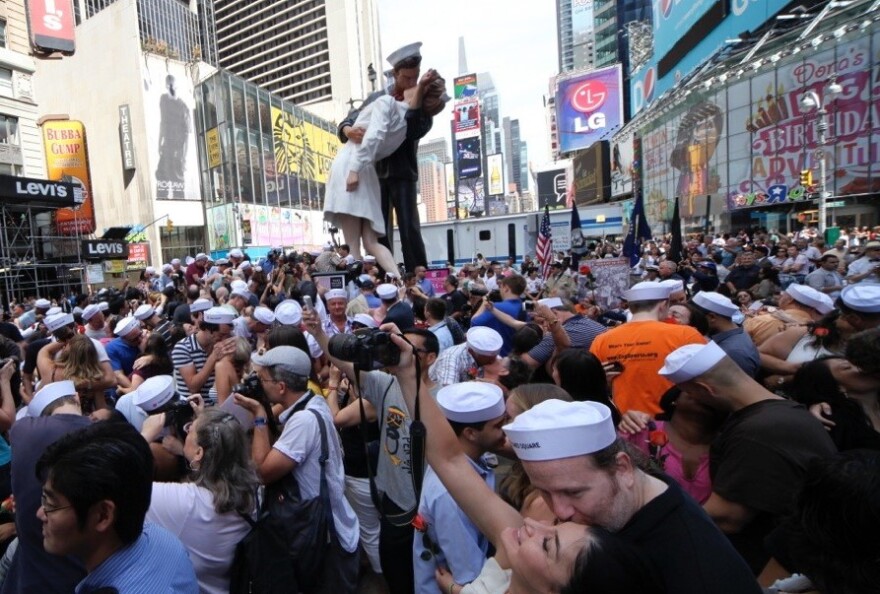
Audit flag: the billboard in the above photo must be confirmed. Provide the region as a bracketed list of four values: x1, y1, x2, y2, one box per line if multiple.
[118, 105, 135, 170]
[453, 100, 481, 137]
[631, 0, 791, 115]
[444, 161, 456, 218]
[454, 74, 478, 101]
[456, 136, 482, 179]
[610, 134, 634, 197]
[270, 106, 339, 185]
[42, 120, 95, 235]
[571, 142, 609, 206]
[537, 168, 567, 210]
[555, 65, 624, 154]
[636, 27, 880, 221]
[143, 55, 200, 200]
[652, 0, 719, 63]
[457, 178, 485, 217]
[26, 0, 75, 55]
[487, 153, 504, 196]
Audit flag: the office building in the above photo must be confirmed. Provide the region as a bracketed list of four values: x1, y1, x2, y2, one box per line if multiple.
[503, 117, 526, 194]
[418, 155, 447, 223]
[418, 137, 450, 164]
[593, 0, 652, 71]
[213, 0, 382, 123]
[77, 0, 217, 64]
[557, 0, 595, 73]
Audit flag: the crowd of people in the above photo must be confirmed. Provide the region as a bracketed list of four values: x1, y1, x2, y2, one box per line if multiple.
[0, 222, 876, 594]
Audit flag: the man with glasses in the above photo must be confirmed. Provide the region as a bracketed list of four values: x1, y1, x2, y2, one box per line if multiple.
[234, 346, 360, 593]
[806, 254, 845, 299]
[846, 241, 880, 285]
[36, 420, 198, 593]
[2, 381, 91, 594]
[171, 307, 236, 399]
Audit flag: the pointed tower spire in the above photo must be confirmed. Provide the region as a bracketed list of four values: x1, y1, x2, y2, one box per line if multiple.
[458, 36, 469, 75]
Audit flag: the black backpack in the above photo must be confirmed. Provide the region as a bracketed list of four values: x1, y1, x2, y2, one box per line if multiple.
[445, 316, 466, 345]
[229, 408, 334, 594]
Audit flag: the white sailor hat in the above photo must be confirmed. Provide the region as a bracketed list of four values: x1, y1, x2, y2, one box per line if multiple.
[133, 304, 156, 321]
[386, 41, 422, 67]
[190, 298, 213, 313]
[659, 279, 685, 293]
[437, 382, 505, 424]
[239, 260, 252, 270]
[45, 313, 74, 332]
[204, 307, 235, 325]
[28, 380, 76, 417]
[46, 307, 62, 317]
[325, 289, 348, 301]
[363, 255, 377, 263]
[251, 346, 311, 377]
[352, 313, 378, 328]
[308, 250, 321, 258]
[132, 375, 177, 413]
[466, 326, 503, 357]
[230, 279, 248, 292]
[623, 281, 672, 302]
[114, 316, 141, 337]
[171, 258, 181, 265]
[81, 304, 103, 322]
[162, 263, 174, 272]
[145, 266, 156, 274]
[692, 291, 738, 318]
[185, 256, 194, 266]
[376, 284, 398, 300]
[503, 400, 616, 462]
[229, 248, 244, 259]
[839, 284, 880, 314]
[275, 300, 303, 326]
[195, 253, 208, 262]
[230, 287, 253, 301]
[253, 306, 275, 325]
[97, 302, 110, 312]
[35, 299, 52, 310]
[645, 264, 660, 272]
[786, 284, 834, 315]
[215, 258, 229, 266]
[658, 342, 726, 384]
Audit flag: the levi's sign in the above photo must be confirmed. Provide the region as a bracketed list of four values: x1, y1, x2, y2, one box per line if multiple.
[81, 239, 128, 261]
[0, 174, 80, 207]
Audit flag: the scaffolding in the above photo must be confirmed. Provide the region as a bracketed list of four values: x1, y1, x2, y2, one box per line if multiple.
[0, 202, 87, 308]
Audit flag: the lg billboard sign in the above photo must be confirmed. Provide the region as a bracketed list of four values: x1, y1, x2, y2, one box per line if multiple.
[26, 0, 76, 55]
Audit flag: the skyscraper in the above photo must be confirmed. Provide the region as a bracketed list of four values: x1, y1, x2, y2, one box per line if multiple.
[503, 117, 525, 194]
[213, 0, 382, 122]
[593, 0, 652, 71]
[418, 155, 448, 223]
[78, 0, 216, 63]
[418, 137, 450, 164]
[556, 0, 595, 73]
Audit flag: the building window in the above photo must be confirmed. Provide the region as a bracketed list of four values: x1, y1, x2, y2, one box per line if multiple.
[0, 115, 19, 145]
[0, 163, 22, 175]
[0, 20, 6, 48]
[0, 69, 11, 97]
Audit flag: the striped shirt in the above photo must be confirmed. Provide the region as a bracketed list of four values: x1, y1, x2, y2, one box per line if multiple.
[527, 315, 608, 366]
[75, 522, 198, 594]
[172, 334, 211, 398]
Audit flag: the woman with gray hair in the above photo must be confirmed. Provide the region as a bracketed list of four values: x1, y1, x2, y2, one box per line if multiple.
[145, 408, 258, 594]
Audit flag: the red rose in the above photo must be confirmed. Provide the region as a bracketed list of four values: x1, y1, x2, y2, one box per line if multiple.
[411, 514, 428, 533]
[813, 327, 829, 337]
[649, 429, 669, 448]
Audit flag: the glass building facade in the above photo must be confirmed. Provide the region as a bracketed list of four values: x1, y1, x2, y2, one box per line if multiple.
[194, 69, 339, 251]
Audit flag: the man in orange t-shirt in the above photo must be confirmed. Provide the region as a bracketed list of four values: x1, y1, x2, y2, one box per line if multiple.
[590, 282, 705, 415]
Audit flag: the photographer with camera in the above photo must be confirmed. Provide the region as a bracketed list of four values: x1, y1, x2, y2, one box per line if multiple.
[233, 346, 360, 593]
[304, 309, 436, 594]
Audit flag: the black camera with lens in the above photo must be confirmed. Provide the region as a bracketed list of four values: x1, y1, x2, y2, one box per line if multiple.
[162, 400, 195, 438]
[232, 373, 264, 401]
[328, 328, 400, 370]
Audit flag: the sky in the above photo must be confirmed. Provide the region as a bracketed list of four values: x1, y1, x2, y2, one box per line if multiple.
[376, 0, 559, 168]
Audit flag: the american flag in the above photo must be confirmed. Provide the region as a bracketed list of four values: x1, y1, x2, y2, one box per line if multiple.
[536, 205, 553, 279]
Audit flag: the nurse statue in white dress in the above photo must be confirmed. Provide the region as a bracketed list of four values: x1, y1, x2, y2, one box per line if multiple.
[324, 70, 447, 278]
